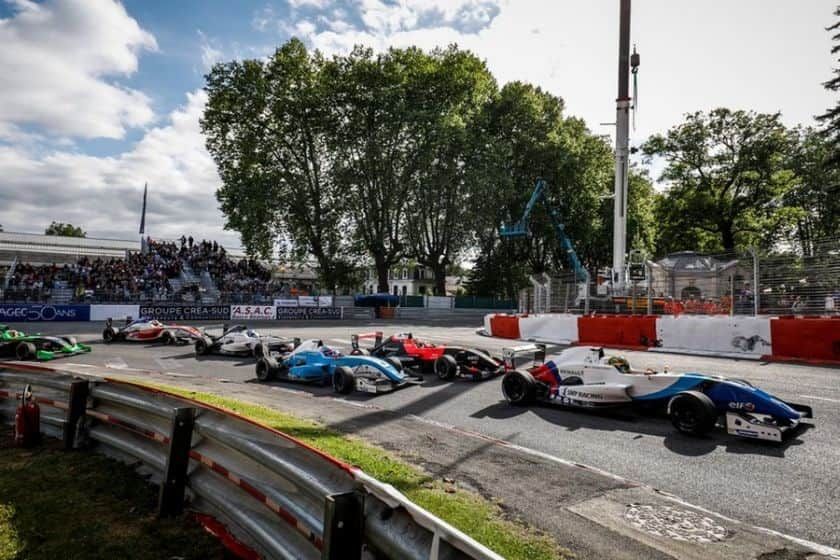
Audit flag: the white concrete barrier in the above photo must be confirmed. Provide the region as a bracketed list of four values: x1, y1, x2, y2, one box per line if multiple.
[518, 314, 579, 344]
[654, 315, 772, 359]
[90, 304, 140, 321]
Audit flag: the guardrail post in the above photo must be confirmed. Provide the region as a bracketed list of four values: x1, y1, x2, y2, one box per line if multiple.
[63, 380, 89, 450]
[322, 491, 364, 560]
[158, 407, 196, 518]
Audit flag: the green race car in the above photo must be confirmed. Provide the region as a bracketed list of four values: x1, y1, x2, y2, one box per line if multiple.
[0, 324, 92, 361]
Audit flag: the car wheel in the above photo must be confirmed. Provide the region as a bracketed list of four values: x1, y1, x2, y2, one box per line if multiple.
[252, 343, 263, 358]
[668, 391, 718, 436]
[434, 355, 458, 380]
[16, 342, 36, 361]
[195, 339, 208, 355]
[102, 328, 115, 343]
[385, 357, 403, 372]
[333, 366, 356, 394]
[502, 370, 537, 405]
[255, 359, 275, 382]
[161, 331, 174, 345]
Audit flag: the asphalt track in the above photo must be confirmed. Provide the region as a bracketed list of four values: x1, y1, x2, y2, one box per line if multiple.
[7, 318, 840, 551]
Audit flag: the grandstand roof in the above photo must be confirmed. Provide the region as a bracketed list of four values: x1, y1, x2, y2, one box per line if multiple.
[0, 231, 139, 265]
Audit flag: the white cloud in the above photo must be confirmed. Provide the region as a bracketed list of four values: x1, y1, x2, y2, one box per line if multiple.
[0, 90, 238, 246]
[288, 0, 330, 9]
[198, 30, 223, 69]
[0, 0, 158, 139]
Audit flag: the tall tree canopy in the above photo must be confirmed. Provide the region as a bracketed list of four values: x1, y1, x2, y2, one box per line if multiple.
[643, 108, 795, 253]
[817, 5, 840, 165]
[45, 222, 86, 238]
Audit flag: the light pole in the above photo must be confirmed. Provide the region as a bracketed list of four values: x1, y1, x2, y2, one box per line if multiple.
[612, 0, 632, 292]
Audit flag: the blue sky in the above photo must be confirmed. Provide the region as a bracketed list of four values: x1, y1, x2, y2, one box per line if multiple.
[0, 0, 835, 248]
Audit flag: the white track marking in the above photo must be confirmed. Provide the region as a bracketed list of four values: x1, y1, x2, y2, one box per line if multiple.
[799, 394, 840, 404]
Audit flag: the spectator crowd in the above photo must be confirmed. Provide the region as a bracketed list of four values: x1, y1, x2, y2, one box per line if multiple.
[1, 236, 294, 304]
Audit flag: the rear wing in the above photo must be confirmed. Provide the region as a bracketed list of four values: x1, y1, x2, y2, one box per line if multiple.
[351, 331, 383, 350]
[501, 343, 546, 370]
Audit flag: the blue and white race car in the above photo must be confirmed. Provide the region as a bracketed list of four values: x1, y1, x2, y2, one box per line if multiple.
[255, 339, 423, 394]
[501, 346, 813, 442]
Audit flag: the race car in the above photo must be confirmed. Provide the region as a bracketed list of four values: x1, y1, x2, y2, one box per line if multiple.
[102, 317, 201, 345]
[350, 331, 504, 381]
[194, 324, 295, 357]
[0, 324, 91, 361]
[501, 345, 813, 442]
[255, 338, 423, 394]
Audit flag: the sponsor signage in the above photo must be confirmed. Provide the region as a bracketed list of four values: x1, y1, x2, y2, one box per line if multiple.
[139, 305, 230, 321]
[230, 305, 276, 320]
[273, 298, 299, 308]
[276, 306, 342, 320]
[298, 296, 318, 307]
[0, 304, 90, 322]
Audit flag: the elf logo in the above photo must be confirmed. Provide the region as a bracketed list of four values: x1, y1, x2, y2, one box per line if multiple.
[728, 401, 755, 411]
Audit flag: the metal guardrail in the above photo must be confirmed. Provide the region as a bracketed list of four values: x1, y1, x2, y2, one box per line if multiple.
[0, 366, 503, 560]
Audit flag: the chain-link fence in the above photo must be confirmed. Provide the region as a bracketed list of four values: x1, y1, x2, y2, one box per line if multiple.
[518, 237, 840, 317]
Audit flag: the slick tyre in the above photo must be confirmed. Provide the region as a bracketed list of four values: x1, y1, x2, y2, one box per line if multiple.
[251, 343, 263, 359]
[255, 359, 275, 382]
[332, 366, 356, 395]
[434, 354, 458, 380]
[668, 391, 718, 436]
[102, 328, 115, 343]
[195, 339, 209, 356]
[160, 331, 174, 345]
[502, 370, 537, 406]
[16, 342, 36, 361]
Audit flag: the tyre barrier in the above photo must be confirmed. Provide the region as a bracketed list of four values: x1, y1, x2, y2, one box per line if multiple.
[0, 365, 503, 560]
[485, 313, 840, 365]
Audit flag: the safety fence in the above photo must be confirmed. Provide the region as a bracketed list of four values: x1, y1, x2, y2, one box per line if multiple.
[520, 238, 840, 317]
[0, 365, 503, 560]
[484, 313, 840, 364]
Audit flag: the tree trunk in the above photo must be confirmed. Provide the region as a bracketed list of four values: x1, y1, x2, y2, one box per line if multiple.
[375, 256, 390, 293]
[433, 265, 447, 296]
[720, 221, 736, 253]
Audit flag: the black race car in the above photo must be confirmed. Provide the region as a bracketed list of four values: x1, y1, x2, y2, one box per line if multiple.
[350, 331, 504, 381]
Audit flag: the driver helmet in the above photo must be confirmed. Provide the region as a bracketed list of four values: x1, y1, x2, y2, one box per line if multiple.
[608, 355, 630, 373]
[322, 346, 341, 358]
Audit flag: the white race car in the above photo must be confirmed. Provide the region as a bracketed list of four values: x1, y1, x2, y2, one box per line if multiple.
[194, 324, 294, 357]
[502, 345, 813, 442]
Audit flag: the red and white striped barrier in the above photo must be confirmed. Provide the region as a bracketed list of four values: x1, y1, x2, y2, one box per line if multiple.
[484, 313, 840, 364]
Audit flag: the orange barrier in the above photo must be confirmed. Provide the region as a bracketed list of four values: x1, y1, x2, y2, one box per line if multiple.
[770, 316, 840, 364]
[489, 314, 521, 339]
[577, 315, 657, 350]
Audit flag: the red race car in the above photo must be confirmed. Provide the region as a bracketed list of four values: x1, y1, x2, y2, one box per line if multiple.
[102, 317, 202, 345]
[350, 331, 503, 381]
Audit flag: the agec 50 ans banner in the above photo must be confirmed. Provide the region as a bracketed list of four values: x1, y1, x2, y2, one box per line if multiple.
[0, 304, 90, 322]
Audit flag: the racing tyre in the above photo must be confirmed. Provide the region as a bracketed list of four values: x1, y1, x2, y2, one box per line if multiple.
[252, 343, 263, 359]
[332, 366, 355, 395]
[195, 338, 209, 356]
[385, 357, 403, 372]
[160, 331, 174, 345]
[502, 370, 537, 405]
[434, 354, 458, 380]
[102, 328, 115, 343]
[668, 391, 718, 436]
[255, 359, 275, 382]
[16, 342, 36, 361]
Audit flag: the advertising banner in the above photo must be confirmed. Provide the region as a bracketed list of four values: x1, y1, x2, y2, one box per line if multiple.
[139, 305, 230, 321]
[230, 305, 276, 320]
[0, 304, 90, 322]
[276, 306, 342, 320]
[90, 304, 140, 321]
[318, 296, 333, 307]
[273, 298, 299, 308]
[298, 296, 318, 307]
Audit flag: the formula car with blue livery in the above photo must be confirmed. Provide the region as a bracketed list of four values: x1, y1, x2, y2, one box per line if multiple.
[254, 339, 423, 394]
[501, 345, 813, 442]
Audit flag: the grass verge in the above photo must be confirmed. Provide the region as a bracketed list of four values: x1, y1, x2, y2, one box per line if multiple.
[150, 383, 566, 560]
[0, 436, 224, 560]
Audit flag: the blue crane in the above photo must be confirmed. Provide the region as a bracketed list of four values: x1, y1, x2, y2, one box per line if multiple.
[500, 179, 588, 283]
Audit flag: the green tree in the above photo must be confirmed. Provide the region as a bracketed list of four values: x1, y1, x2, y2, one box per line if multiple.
[45, 222, 86, 237]
[643, 108, 796, 253]
[402, 46, 497, 295]
[817, 5, 840, 165]
[202, 39, 358, 292]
